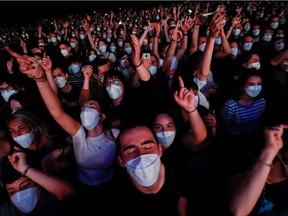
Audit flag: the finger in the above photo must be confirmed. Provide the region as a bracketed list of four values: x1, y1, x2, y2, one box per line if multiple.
[178, 76, 185, 88]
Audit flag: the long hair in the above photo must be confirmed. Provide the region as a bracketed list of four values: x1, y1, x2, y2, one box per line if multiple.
[6, 109, 52, 150]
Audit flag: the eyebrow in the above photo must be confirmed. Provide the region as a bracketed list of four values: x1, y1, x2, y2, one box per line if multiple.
[122, 139, 156, 151]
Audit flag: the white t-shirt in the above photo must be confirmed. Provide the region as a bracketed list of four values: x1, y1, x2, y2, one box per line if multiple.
[73, 126, 120, 185]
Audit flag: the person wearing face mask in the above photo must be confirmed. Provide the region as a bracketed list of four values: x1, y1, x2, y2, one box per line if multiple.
[6, 109, 75, 181]
[15, 55, 121, 215]
[0, 151, 76, 216]
[116, 51, 135, 80]
[111, 75, 209, 215]
[220, 70, 266, 173]
[52, 66, 82, 121]
[66, 57, 85, 88]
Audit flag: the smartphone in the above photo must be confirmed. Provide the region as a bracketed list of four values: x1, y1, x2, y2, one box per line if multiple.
[142, 53, 150, 60]
[118, 21, 122, 25]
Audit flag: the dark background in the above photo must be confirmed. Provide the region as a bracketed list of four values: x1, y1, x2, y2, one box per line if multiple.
[0, 1, 171, 27]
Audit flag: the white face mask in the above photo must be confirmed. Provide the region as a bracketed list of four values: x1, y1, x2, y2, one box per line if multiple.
[118, 41, 123, 47]
[110, 46, 116, 52]
[233, 28, 241, 36]
[215, 37, 222, 45]
[274, 42, 285, 51]
[88, 54, 96, 62]
[80, 107, 100, 130]
[245, 85, 262, 97]
[99, 45, 107, 53]
[247, 61, 261, 70]
[106, 84, 123, 100]
[120, 59, 127, 68]
[55, 77, 67, 88]
[244, 25, 250, 32]
[198, 43, 206, 52]
[70, 42, 76, 48]
[1, 89, 17, 102]
[156, 131, 176, 148]
[69, 64, 81, 74]
[270, 22, 279, 30]
[230, 47, 239, 56]
[125, 154, 161, 187]
[13, 130, 35, 148]
[243, 42, 253, 51]
[51, 37, 57, 43]
[124, 47, 132, 54]
[143, 39, 148, 45]
[149, 66, 158, 76]
[11, 187, 41, 213]
[60, 49, 68, 57]
[79, 34, 86, 40]
[262, 34, 272, 42]
[252, 29, 260, 36]
[149, 43, 153, 51]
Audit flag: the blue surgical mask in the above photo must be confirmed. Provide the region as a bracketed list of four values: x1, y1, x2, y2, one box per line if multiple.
[88, 54, 96, 62]
[110, 46, 116, 52]
[1, 89, 17, 102]
[69, 64, 81, 74]
[233, 28, 241, 36]
[70, 42, 76, 48]
[198, 43, 206, 52]
[124, 47, 132, 54]
[262, 34, 272, 42]
[252, 29, 260, 36]
[245, 85, 262, 97]
[243, 42, 253, 51]
[99, 45, 107, 53]
[106, 84, 123, 100]
[79, 34, 86, 40]
[11, 187, 41, 213]
[156, 131, 176, 148]
[230, 47, 239, 56]
[149, 66, 158, 76]
[13, 130, 35, 148]
[274, 42, 285, 51]
[61, 49, 68, 57]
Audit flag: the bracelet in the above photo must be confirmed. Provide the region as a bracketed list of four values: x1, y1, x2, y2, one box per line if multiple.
[22, 165, 32, 176]
[256, 159, 273, 168]
[33, 72, 47, 82]
[193, 25, 200, 29]
[187, 107, 197, 115]
[134, 61, 143, 68]
[183, 33, 188, 36]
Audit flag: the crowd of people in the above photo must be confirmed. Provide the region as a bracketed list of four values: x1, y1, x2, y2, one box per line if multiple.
[0, 1, 288, 215]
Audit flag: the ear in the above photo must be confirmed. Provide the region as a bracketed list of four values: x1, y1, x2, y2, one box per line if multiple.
[65, 73, 69, 79]
[118, 155, 125, 168]
[158, 143, 163, 157]
[99, 113, 106, 121]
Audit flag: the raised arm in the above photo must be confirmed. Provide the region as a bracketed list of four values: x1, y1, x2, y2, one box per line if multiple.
[41, 52, 58, 95]
[16, 55, 81, 136]
[197, 11, 225, 82]
[131, 34, 151, 81]
[9, 151, 75, 200]
[174, 76, 207, 146]
[227, 125, 288, 216]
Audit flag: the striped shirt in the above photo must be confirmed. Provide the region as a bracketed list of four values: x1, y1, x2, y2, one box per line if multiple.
[220, 98, 266, 134]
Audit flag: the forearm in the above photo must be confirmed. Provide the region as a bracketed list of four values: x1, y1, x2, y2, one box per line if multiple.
[228, 147, 277, 216]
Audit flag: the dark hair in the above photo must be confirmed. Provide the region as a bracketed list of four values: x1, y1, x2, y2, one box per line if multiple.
[233, 69, 263, 100]
[1, 161, 22, 185]
[116, 125, 159, 156]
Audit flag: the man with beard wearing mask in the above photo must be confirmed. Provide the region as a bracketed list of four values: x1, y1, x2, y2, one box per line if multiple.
[0, 150, 76, 216]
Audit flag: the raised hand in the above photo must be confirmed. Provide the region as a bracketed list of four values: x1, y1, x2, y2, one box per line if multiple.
[174, 76, 196, 112]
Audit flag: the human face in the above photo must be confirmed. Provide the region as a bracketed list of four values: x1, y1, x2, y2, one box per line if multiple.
[8, 120, 33, 138]
[244, 76, 262, 90]
[6, 177, 37, 198]
[153, 114, 176, 133]
[0, 82, 12, 94]
[52, 68, 66, 79]
[247, 54, 260, 65]
[118, 126, 162, 166]
[81, 100, 101, 112]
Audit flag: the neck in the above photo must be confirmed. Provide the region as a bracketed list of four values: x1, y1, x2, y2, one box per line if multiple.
[61, 83, 72, 93]
[87, 123, 104, 137]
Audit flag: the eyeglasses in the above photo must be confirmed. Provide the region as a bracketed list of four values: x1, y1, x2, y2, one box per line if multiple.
[0, 86, 13, 93]
[105, 79, 121, 86]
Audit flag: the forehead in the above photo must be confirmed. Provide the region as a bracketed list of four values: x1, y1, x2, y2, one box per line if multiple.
[246, 75, 262, 83]
[52, 68, 64, 76]
[154, 114, 174, 124]
[120, 126, 156, 147]
[8, 118, 26, 128]
[83, 100, 100, 109]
